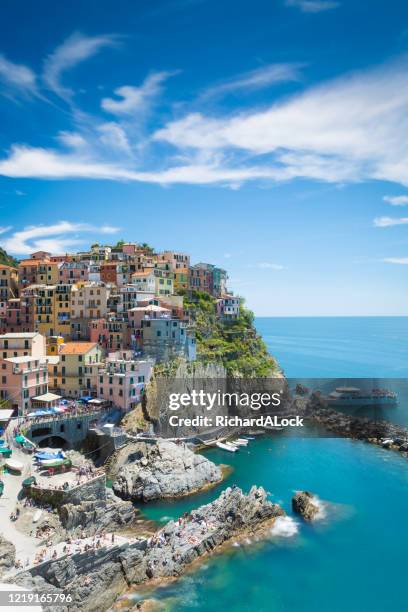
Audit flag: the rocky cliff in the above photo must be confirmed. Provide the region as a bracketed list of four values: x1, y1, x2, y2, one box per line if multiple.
[112, 439, 222, 502]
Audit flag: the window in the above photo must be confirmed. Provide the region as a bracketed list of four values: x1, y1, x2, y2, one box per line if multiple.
[157, 330, 161, 337]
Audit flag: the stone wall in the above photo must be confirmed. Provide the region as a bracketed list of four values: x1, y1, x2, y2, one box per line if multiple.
[28, 474, 106, 507]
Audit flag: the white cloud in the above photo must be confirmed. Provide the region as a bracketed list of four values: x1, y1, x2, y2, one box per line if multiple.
[0, 221, 120, 255]
[383, 195, 408, 206]
[0, 144, 295, 185]
[43, 32, 118, 100]
[57, 131, 87, 149]
[0, 53, 37, 97]
[0, 226, 12, 235]
[202, 63, 304, 98]
[5, 58, 408, 189]
[285, 0, 340, 12]
[374, 216, 408, 227]
[383, 257, 408, 264]
[97, 122, 132, 153]
[101, 71, 174, 116]
[153, 59, 408, 187]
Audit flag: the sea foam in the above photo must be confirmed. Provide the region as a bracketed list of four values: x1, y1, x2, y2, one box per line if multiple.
[270, 516, 299, 537]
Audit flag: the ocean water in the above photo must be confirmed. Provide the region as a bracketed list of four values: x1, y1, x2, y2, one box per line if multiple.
[130, 317, 408, 612]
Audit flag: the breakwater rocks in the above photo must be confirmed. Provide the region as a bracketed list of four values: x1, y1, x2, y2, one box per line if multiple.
[14, 486, 283, 611]
[292, 491, 320, 521]
[305, 395, 408, 455]
[112, 439, 222, 502]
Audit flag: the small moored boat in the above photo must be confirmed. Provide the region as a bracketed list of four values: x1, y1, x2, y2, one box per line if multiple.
[216, 441, 238, 452]
[5, 459, 24, 472]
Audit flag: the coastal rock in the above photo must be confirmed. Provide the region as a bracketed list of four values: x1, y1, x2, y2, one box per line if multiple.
[15, 486, 283, 610]
[0, 535, 16, 576]
[113, 440, 222, 502]
[59, 490, 135, 536]
[292, 491, 319, 521]
[124, 485, 285, 583]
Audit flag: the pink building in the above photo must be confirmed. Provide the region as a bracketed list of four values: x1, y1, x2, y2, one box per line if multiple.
[89, 317, 131, 352]
[58, 262, 89, 285]
[0, 332, 56, 415]
[97, 351, 153, 412]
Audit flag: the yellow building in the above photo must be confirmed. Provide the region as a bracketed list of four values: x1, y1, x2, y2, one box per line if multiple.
[50, 341, 103, 397]
[46, 335, 64, 356]
[153, 268, 174, 297]
[36, 262, 59, 285]
[174, 268, 189, 292]
[0, 265, 18, 302]
[33, 284, 72, 339]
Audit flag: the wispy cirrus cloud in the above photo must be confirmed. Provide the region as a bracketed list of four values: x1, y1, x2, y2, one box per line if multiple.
[3, 52, 408, 189]
[101, 71, 176, 116]
[383, 257, 408, 264]
[153, 58, 408, 187]
[43, 32, 119, 100]
[383, 195, 408, 206]
[0, 226, 12, 235]
[374, 216, 408, 227]
[201, 63, 304, 99]
[0, 221, 120, 255]
[0, 53, 37, 98]
[285, 0, 340, 13]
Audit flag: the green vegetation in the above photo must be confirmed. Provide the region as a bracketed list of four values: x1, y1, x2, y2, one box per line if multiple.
[181, 290, 279, 377]
[0, 247, 18, 268]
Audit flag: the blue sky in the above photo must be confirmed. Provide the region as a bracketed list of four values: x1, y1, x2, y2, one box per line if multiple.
[0, 0, 408, 315]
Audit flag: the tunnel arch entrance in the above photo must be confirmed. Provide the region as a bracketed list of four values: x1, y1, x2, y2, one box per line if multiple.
[38, 435, 68, 449]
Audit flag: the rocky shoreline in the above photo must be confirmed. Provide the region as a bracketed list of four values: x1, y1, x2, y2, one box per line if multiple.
[303, 394, 408, 455]
[12, 486, 284, 611]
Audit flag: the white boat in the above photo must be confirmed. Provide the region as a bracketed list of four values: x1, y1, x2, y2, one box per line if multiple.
[5, 459, 24, 472]
[216, 441, 238, 452]
[32, 509, 42, 523]
[232, 438, 249, 446]
[39, 458, 65, 467]
[326, 387, 397, 408]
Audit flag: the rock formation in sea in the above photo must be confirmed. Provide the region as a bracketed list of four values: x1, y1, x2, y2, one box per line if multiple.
[112, 439, 223, 502]
[292, 491, 320, 521]
[13, 486, 284, 611]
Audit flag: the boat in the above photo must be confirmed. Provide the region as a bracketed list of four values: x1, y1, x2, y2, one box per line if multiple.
[32, 509, 42, 523]
[40, 458, 72, 469]
[5, 459, 24, 472]
[325, 387, 397, 408]
[22, 476, 37, 488]
[35, 451, 64, 461]
[232, 438, 249, 446]
[0, 447, 12, 458]
[0, 480, 4, 496]
[216, 441, 238, 452]
[39, 458, 66, 467]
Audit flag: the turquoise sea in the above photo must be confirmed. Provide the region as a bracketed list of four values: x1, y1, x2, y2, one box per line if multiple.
[131, 317, 408, 612]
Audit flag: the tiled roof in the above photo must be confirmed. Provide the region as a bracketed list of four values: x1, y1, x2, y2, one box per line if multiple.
[59, 342, 98, 355]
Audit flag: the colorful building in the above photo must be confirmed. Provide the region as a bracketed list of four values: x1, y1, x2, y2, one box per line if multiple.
[51, 341, 103, 397]
[216, 295, 240, 320]
[0, 265, 18, 302]
[97, 350, 153, 412]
